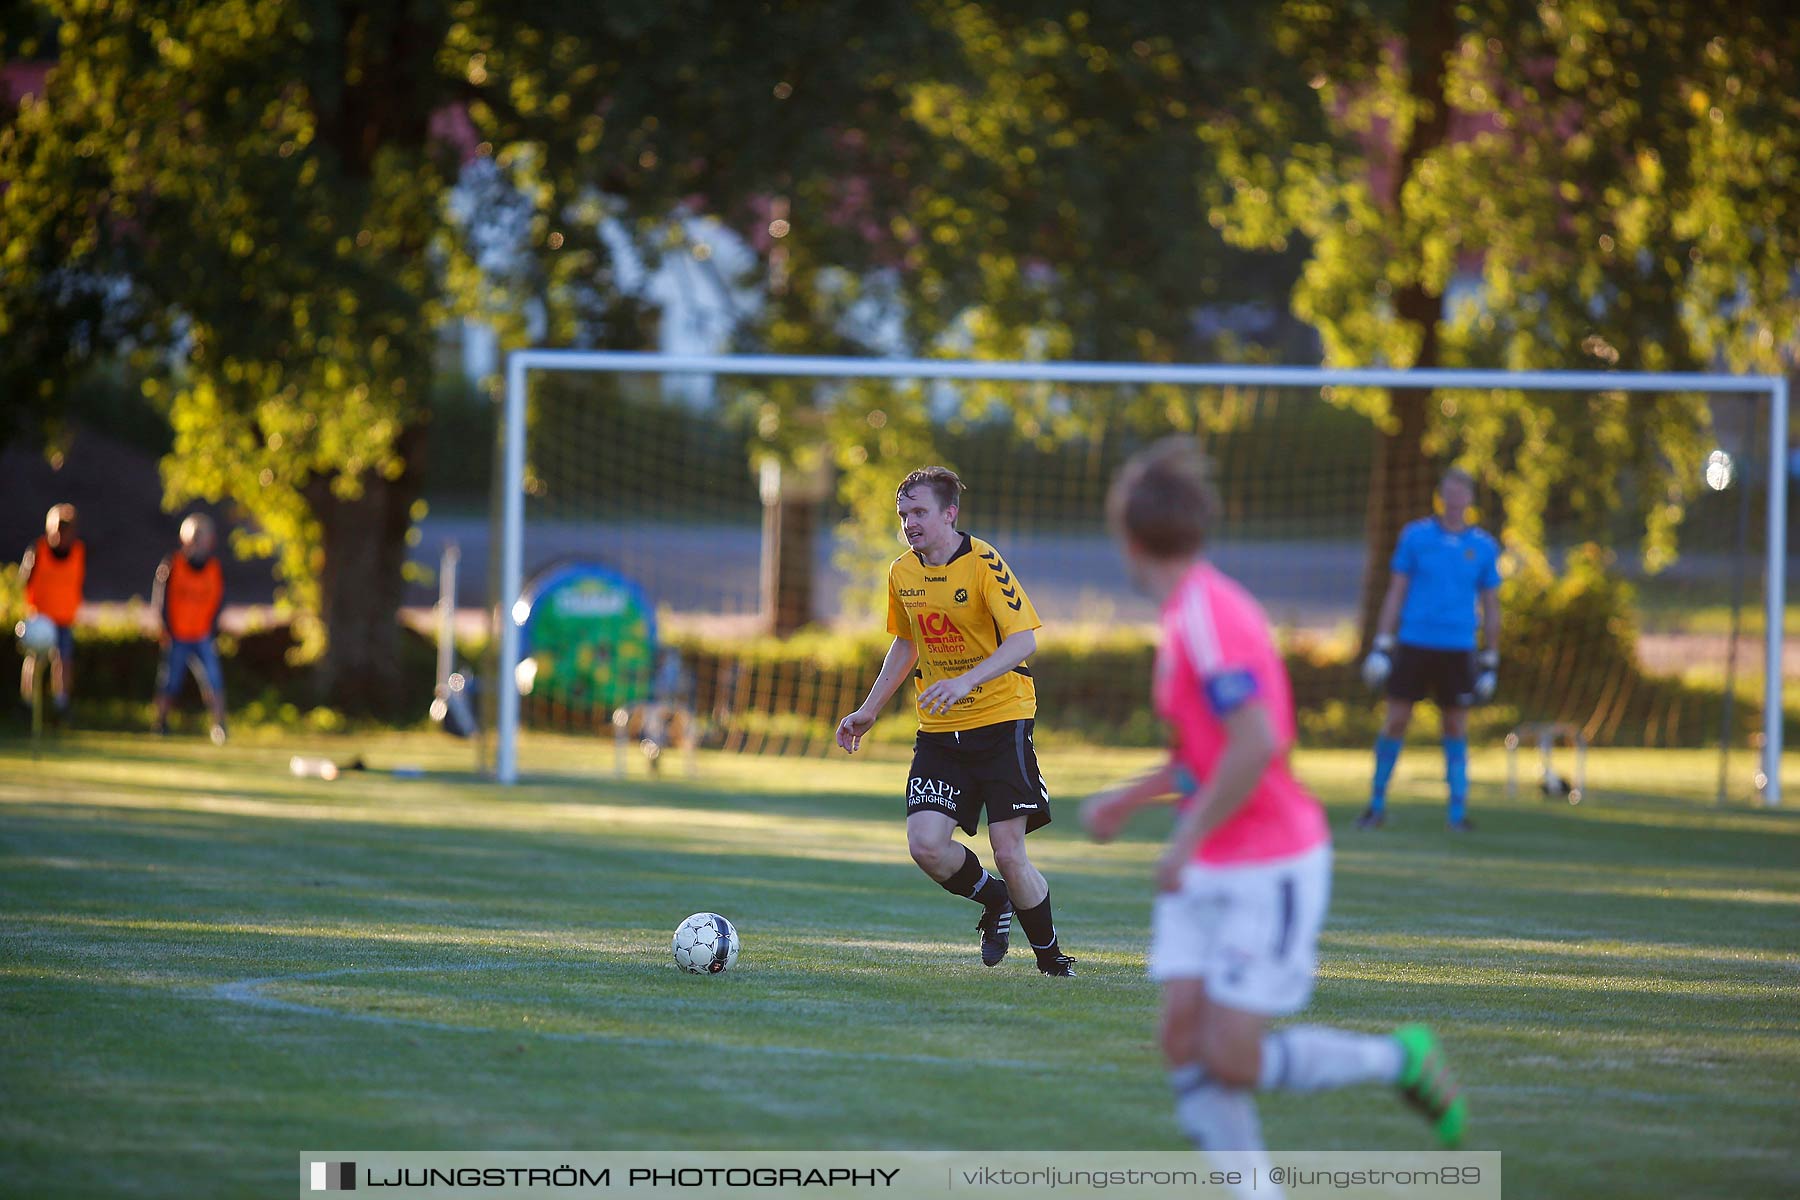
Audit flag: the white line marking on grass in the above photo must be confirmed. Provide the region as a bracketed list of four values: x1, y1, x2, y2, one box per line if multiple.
[209, 961, 1105, 1074]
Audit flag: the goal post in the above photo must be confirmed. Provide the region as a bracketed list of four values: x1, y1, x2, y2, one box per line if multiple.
[494, 350, 1788, 803]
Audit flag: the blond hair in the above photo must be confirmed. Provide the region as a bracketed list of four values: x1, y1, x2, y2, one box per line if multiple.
[896, 465, 965, 512]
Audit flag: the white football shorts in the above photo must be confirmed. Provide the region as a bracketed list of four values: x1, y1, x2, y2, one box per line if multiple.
[1148, 842, 1333, 1015]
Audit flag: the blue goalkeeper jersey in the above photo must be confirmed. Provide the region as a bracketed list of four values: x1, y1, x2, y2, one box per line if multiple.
[1392, 518, 1501, 651]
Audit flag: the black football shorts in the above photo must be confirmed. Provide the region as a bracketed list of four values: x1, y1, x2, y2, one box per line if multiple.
[1387, 644, 1477, 709]
[904, 718, 1051, 835]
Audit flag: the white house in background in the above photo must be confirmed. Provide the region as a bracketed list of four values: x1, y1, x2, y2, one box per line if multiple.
[457, 211, 763, 406]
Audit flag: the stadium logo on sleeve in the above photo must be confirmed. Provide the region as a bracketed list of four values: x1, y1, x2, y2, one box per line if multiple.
[310, 1162, 356, 1191]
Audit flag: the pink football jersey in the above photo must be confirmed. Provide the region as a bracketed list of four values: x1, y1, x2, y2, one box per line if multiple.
[1154, 561, 1330, 864]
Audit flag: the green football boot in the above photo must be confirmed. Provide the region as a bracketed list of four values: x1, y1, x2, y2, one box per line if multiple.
[1394, 1024, 1468, 1148]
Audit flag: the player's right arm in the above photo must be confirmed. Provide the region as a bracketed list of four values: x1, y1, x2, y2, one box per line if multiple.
[1374, 571, 1409, 642]
[1363, 541, 1412, 687]
[19, 544, 35, 588]
[151, 555, 173, 645]
[836, 636, 920, 753]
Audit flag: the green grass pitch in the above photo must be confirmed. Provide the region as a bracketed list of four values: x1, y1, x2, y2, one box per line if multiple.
[3, 732, 1797, 1198]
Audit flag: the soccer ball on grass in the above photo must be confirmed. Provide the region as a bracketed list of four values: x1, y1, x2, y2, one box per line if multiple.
[671, 912, 740, 975]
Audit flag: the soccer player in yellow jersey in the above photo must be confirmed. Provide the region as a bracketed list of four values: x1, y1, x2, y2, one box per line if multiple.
[836, 466, 1075, 976]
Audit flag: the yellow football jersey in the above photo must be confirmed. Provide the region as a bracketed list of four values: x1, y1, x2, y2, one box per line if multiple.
[886, 533, 1042, 731]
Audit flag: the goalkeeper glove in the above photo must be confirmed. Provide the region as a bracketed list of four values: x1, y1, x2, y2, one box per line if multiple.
[1473, 650, 1499, 702]
[1362, 635, 1396, 690]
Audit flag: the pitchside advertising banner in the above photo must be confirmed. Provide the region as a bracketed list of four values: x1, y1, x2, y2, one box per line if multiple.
[514, 562, 659, 713]
[299, 1152, 1501, 1198]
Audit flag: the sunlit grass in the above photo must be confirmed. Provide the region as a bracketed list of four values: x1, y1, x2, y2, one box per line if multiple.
[2, 731, 1797, 1198]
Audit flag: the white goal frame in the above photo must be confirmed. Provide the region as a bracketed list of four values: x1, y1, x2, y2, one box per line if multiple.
[496, 351, 1789, 803]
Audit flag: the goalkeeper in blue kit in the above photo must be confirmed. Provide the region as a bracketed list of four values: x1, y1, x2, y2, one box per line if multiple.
[1357, 469, 1501, 832]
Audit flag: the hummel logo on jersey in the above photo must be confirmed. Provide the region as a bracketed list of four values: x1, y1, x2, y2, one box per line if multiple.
[1015, 802, 1040, 810]
[924, 574, 947, 582]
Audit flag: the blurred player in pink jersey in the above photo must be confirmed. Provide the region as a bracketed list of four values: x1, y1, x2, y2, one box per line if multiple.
[1080, 438, 1466, 1176]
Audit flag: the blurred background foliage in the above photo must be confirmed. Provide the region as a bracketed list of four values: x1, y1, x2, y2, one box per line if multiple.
[2, 0, 1795, 715]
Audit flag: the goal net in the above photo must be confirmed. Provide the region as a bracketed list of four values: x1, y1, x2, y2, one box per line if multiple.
[490, 353, 1790, 803]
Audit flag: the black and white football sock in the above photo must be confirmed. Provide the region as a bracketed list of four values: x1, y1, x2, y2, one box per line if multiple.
[1014, 892, 1060, 961]
[939, 845, 1010, 910]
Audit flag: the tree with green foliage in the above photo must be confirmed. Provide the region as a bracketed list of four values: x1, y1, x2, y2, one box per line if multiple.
[0, 1, 946, 706]
[1202, 0, 1799, 639]
[750, 0, 1798, 644]
[11, 0, 1787, 691]
[743, 3, 1310, 617]
[3, 2, 507, 708]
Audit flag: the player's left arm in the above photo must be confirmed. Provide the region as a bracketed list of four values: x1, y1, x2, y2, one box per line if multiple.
[1156, 701, 1279, 891]
[1473, 540, 1503, 699]
[917, 628, 1035, 715]
[1473, 586, 1502, 699]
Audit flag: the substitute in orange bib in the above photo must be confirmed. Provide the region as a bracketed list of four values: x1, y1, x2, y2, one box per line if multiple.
[20, 504, 86, 718]
[835, 466, 1076, 976]
[152, 514, 228, 744]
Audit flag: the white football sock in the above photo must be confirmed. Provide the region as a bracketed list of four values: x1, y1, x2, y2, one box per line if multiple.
[1169, 1066, 1280, 1200]
[1258, 1025, 1404, 1092]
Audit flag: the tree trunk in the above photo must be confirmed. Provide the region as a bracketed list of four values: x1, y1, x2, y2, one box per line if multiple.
[306, 421, 427, 713]
[758, 456, 828, 636]
[1358, 387, 1438, 649]
[1357, 0, 1455, 650]
[761, 493, 818, 637]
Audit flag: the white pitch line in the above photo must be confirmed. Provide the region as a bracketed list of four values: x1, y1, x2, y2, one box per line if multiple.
[208, 961, 1112, 1074]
